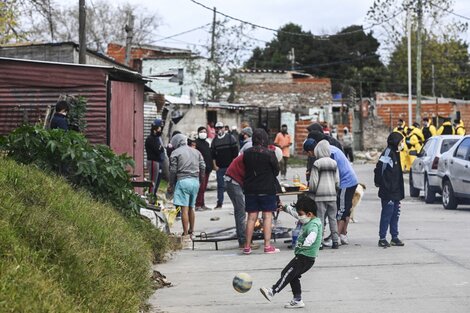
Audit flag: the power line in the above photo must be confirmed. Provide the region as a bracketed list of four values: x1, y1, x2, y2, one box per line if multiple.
[430, 3, 470, 21]
[153, 23, 211, 43]
[189, 0, 404, 40]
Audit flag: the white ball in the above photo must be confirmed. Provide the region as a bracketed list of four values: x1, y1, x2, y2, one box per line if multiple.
[232, 272, 253, 293]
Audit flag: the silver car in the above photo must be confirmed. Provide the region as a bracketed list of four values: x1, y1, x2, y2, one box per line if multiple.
[437, 135, 470, 210]
[409, 135, 461, 203]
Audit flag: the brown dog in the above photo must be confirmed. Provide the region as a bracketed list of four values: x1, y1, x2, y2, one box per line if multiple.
[350, 183, 366, 223]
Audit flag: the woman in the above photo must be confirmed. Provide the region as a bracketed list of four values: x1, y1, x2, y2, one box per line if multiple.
[243, 128, 280, 254]
[145, 120, 165, 200]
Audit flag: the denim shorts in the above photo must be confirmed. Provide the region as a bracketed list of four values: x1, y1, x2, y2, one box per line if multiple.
[174, 178, 200, 208]
[245, 194, 277, 213]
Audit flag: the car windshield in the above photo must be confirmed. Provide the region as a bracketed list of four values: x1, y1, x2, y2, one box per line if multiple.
[441, 139, 459, 154]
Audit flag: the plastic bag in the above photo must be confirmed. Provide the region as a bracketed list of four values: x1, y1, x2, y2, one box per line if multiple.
[162, 206, 180, 228]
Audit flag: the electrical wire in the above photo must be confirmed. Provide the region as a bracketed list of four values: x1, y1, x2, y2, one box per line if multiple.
[189, 0, 405, 40]
[153, 23, 212, 42]
[430, 3, 470, 21]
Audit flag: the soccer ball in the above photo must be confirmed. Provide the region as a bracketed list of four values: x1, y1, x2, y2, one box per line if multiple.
[232, 272, 253, 293]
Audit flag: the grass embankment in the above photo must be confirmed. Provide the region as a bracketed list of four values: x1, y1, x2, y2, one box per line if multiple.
[0, 158, 166, 312]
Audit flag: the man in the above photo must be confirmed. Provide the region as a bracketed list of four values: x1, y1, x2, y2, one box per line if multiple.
[421, 117, 437, 141]
[454, 119, 466, 136]
[239, 127, 253, 154]
[374, 132, 405, 247]
[168, 134, 205, 243]
[406, 123, 425, 169]
[211, 121, 239, 209]
[437, 118, 454, 135]
[145, 119, 165, 200]
[274, 124, 293, 180]
[341, 127, 354, 162]
[195, 126, 213, 211]
[50, 100, 70, 130]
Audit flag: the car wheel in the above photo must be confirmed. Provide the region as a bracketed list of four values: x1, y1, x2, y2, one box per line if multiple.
[424, 176, 436, 204]
[442, 180, 458, 210]
[409, 171, 420, 197]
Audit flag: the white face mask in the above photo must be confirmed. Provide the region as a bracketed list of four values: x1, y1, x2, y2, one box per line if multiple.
[398, 141, 405, 152]
[198, 132, 207, 140]
[298, 215, 311, 224]
[217, 130, 225, 137]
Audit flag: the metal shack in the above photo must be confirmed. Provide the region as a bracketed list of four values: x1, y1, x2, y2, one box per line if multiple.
[0, 57, 147, 180]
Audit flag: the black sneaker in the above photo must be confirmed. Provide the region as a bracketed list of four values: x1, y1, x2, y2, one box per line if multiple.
[332, 242, 339, 249]
[319, 244, 324, 250]
[378, 239, 390, 247]
[390, 238, 405, 246]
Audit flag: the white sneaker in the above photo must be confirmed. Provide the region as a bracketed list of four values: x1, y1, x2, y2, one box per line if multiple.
[182, 235, 192, 250]
[260, 287, 273, 302]
[284, 299, 305, 308]
[340, 234, 349, 245]
[322, 238, 333, 247]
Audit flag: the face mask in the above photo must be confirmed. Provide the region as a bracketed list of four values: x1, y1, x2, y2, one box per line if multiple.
[155, 131, 162, 136]
[281, 128, 287, 133]
[217, 130, 225, 137]
[224, 130, 229, 134]
[398, 141, 405, 151]
[199, 132, 207, 140]
[298, 215, 311, 224]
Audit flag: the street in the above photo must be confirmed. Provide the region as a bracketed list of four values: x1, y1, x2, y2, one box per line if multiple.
[150, 163, 470, 313]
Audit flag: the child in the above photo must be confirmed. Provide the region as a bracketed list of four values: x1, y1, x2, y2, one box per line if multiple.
[307, 139, 340, 249]
[260, 196, 322, 308]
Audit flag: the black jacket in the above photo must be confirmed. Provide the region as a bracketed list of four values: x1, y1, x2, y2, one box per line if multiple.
[50, 113, 68, 130]
[196, 138, 213, 173]
[145, 134, 164, 162]
[243, 146, 280, 195]
[374, 132, 405, 201]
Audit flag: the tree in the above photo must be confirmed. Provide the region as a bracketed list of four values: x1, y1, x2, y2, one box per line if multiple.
[0, 0, 25, 44]
[245, 23, 386, 97]
[15, 0, 161, 53]
[387, 33, 470, 98]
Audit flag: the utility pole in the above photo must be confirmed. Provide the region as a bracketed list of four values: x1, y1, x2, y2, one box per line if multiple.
[416, 0, 423, 123]
[210, 7, 216, 61]
[78, 0, 86, 64]
[407, 1, 412, 127]
[287, 48, 295, 70]
[359, 78, 364, 151]
[125, 12, 134, 67]
[432, 63, 436, 98]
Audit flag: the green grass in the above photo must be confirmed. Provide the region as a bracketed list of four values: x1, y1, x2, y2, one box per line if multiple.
[0, 158, 166, 312]
[287, 156, 309, 168]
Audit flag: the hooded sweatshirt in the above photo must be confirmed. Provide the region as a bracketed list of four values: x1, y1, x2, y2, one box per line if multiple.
[309, 140, 339, 202]
[374, 132, 405, 201]
[169, 134, 205, 186]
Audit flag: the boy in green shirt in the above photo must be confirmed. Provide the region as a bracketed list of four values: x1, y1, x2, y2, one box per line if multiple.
[260, 196, 322, 309]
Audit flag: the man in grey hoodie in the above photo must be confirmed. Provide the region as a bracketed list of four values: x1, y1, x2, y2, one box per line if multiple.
[168, 134, 205, 238]
[304, 139, 340, 249]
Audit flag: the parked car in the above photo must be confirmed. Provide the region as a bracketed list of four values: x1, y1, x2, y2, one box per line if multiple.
[437, 135, 470, 210]
[409, 135, 460, 203]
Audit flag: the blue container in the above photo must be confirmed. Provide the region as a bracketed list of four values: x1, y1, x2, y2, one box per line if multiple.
[291, 222, 302, 247]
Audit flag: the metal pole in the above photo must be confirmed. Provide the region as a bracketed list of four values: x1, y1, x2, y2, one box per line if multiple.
[432, 63, 436, 98]
[210, 7, 216, 61]
[407, 3, 412, 126]
[416, 0, 423, 123]
[78, 0, 86, 64]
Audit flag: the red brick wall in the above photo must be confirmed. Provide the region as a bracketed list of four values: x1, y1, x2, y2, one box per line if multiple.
[295, 120, 311, 156]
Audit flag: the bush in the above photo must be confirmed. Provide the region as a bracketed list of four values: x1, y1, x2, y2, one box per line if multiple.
[1, 125, 145, 216]
[0, 158, 155, 312]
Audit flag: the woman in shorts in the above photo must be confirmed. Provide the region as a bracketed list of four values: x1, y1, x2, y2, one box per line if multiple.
[242, 128, 280, 254]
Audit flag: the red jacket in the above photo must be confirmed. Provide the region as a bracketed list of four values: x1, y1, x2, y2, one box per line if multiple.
[225, 154, 245, 186]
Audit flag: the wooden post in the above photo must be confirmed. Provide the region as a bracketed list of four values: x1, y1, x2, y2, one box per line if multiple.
[78, 0, 86, 64]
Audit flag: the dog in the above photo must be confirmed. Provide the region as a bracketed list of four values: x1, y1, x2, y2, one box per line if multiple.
[350, 183, 366, 223]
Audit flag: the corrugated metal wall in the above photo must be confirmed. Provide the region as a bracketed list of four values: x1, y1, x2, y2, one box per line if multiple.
[0, 59, 108, 144]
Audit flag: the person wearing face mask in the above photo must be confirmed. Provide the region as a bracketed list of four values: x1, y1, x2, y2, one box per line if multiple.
[239, 127, 253, 154]
[195, 126, 213, 211]
[211, 121, 239, 209]
[341, 127, 354, 162]
[421, 117, 436, 141]
[145, 119, 165, 200]
[50, 100, 70, 130]
[374, 131, 406, 248]
[274, 124, 293, 180]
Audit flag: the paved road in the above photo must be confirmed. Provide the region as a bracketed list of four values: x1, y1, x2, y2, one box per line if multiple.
[150, 163, 470, 313]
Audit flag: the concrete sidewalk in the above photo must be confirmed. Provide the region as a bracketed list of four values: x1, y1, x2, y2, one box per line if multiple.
[149, 164, 470, 313]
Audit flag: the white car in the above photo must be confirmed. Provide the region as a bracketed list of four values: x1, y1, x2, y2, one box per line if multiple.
[409, 135, 461, 203]
[437, 135, 470, 210]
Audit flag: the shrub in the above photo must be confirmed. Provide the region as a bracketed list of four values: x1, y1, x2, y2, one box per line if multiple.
[1, 125, 145, 216]
[0, 158, 154, 312]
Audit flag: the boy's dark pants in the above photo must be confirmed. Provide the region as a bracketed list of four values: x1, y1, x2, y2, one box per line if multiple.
[272, 254, 315, 299]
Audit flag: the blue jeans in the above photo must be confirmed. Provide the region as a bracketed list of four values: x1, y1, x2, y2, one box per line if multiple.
[216, 168, 227, 205]
[379, 199, 401, 239]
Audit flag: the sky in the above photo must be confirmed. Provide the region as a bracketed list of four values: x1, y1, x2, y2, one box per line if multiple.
[73, 0, 470, 61]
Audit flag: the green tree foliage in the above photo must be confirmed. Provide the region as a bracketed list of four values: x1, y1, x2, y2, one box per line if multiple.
[0, 0, 25, 44]
[244, 23, 386, 96]
[387, 33, 470, 98]
[1, 125, 145, 216]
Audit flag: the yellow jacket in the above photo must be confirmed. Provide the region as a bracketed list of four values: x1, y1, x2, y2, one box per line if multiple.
[437, 121, 455, 135]
[407, 127, 424, 152]
[421, 124, 436, 140]
[455, 120, 466, 136]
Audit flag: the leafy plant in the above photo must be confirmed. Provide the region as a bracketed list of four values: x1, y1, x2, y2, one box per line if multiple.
[1, 125, 145, 216]
[67, 95, 88, 132]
